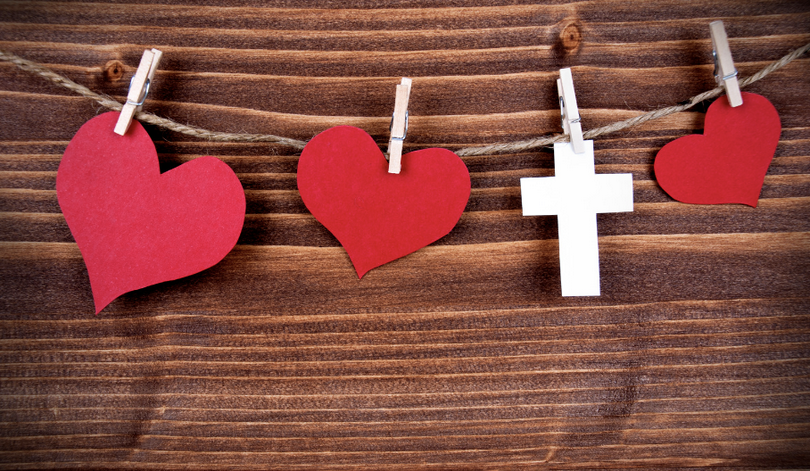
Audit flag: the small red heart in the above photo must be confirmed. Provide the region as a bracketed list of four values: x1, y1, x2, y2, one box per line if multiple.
[654, 92, 781, 207]
[57, 112, 246, 313]
[297, 126, 470, 278]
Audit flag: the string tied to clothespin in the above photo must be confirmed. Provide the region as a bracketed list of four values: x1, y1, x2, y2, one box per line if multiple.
[114, 48, 163, 135]
[557, 68, 585, 154]
[709, 20, 742, 107]
[387, 77, 412, 174]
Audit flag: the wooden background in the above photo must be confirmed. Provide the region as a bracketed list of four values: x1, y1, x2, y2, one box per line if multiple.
[1, 1, 809, 468]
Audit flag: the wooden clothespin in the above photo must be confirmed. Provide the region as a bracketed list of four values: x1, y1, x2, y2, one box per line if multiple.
[114, 48, 163, 135]
[557, 68, 585, 154]
[387, 77, 412, 174]
[709, 21, 742, 107]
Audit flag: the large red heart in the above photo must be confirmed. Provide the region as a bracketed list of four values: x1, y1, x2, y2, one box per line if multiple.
[654, 92, 781, 207]
[57, 112, 246, 313]
[297, 126, 470, 278]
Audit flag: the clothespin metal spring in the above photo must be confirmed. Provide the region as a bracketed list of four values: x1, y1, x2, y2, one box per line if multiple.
[126, 76, 151, 108]
[712, 50, 739, 84]
[389, 109, 409, 144]
[559, 95, 581, 130]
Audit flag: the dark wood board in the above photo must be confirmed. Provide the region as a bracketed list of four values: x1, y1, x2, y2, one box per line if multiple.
[1, 1, 809, 469]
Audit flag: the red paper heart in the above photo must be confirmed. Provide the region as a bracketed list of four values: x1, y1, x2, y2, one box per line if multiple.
[57, 112, 246, 313]
[297, 126, 470, 278]
[654, 92, 781, 207]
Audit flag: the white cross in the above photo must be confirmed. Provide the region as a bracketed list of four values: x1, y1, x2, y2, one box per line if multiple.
[520, 140, 634, 296]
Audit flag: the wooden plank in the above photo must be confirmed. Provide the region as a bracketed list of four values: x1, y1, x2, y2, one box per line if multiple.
[2, 232, 809, 315]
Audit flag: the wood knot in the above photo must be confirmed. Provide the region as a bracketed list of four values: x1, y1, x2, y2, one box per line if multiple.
[103, 60, 125, 82]
[559, 22, 582, 52]
[552, 19, 583, 64]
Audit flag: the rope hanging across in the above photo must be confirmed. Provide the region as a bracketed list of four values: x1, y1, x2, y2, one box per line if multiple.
[1, 42, 808, 156]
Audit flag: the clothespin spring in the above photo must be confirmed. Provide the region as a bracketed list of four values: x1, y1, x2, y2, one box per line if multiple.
[559, 95, 580, 130]
[126, 76, 151, 108]
[389, 109, 409, 147]
[712, 49, 738, 84]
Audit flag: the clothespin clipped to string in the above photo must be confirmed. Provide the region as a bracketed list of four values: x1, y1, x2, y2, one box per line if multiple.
[557, 68, 585, 154]
[114, 48, 163, 135]
[709, 20, 742, 107]
[387, 77, 412, 174]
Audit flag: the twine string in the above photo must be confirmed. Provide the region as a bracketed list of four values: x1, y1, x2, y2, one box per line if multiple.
[2, 42, 808, 156]
[0, 50, 309, 149]
[456, 41, 810, 156]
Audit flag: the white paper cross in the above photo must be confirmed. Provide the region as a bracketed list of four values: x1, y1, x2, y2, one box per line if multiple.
[520, 140, 633, 296]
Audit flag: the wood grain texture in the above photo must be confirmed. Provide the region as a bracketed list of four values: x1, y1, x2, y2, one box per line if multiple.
[1, 0, 809, 469]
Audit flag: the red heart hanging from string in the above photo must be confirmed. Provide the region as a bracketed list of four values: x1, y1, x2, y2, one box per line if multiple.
[654, 92, 781, 207]
[57, 112, 246, 313]
[297, 126, 471, 278]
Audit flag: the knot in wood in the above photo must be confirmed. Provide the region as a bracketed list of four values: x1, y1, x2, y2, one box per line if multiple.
[103, 60, 125, 82]
[560, 22, 582, 51]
